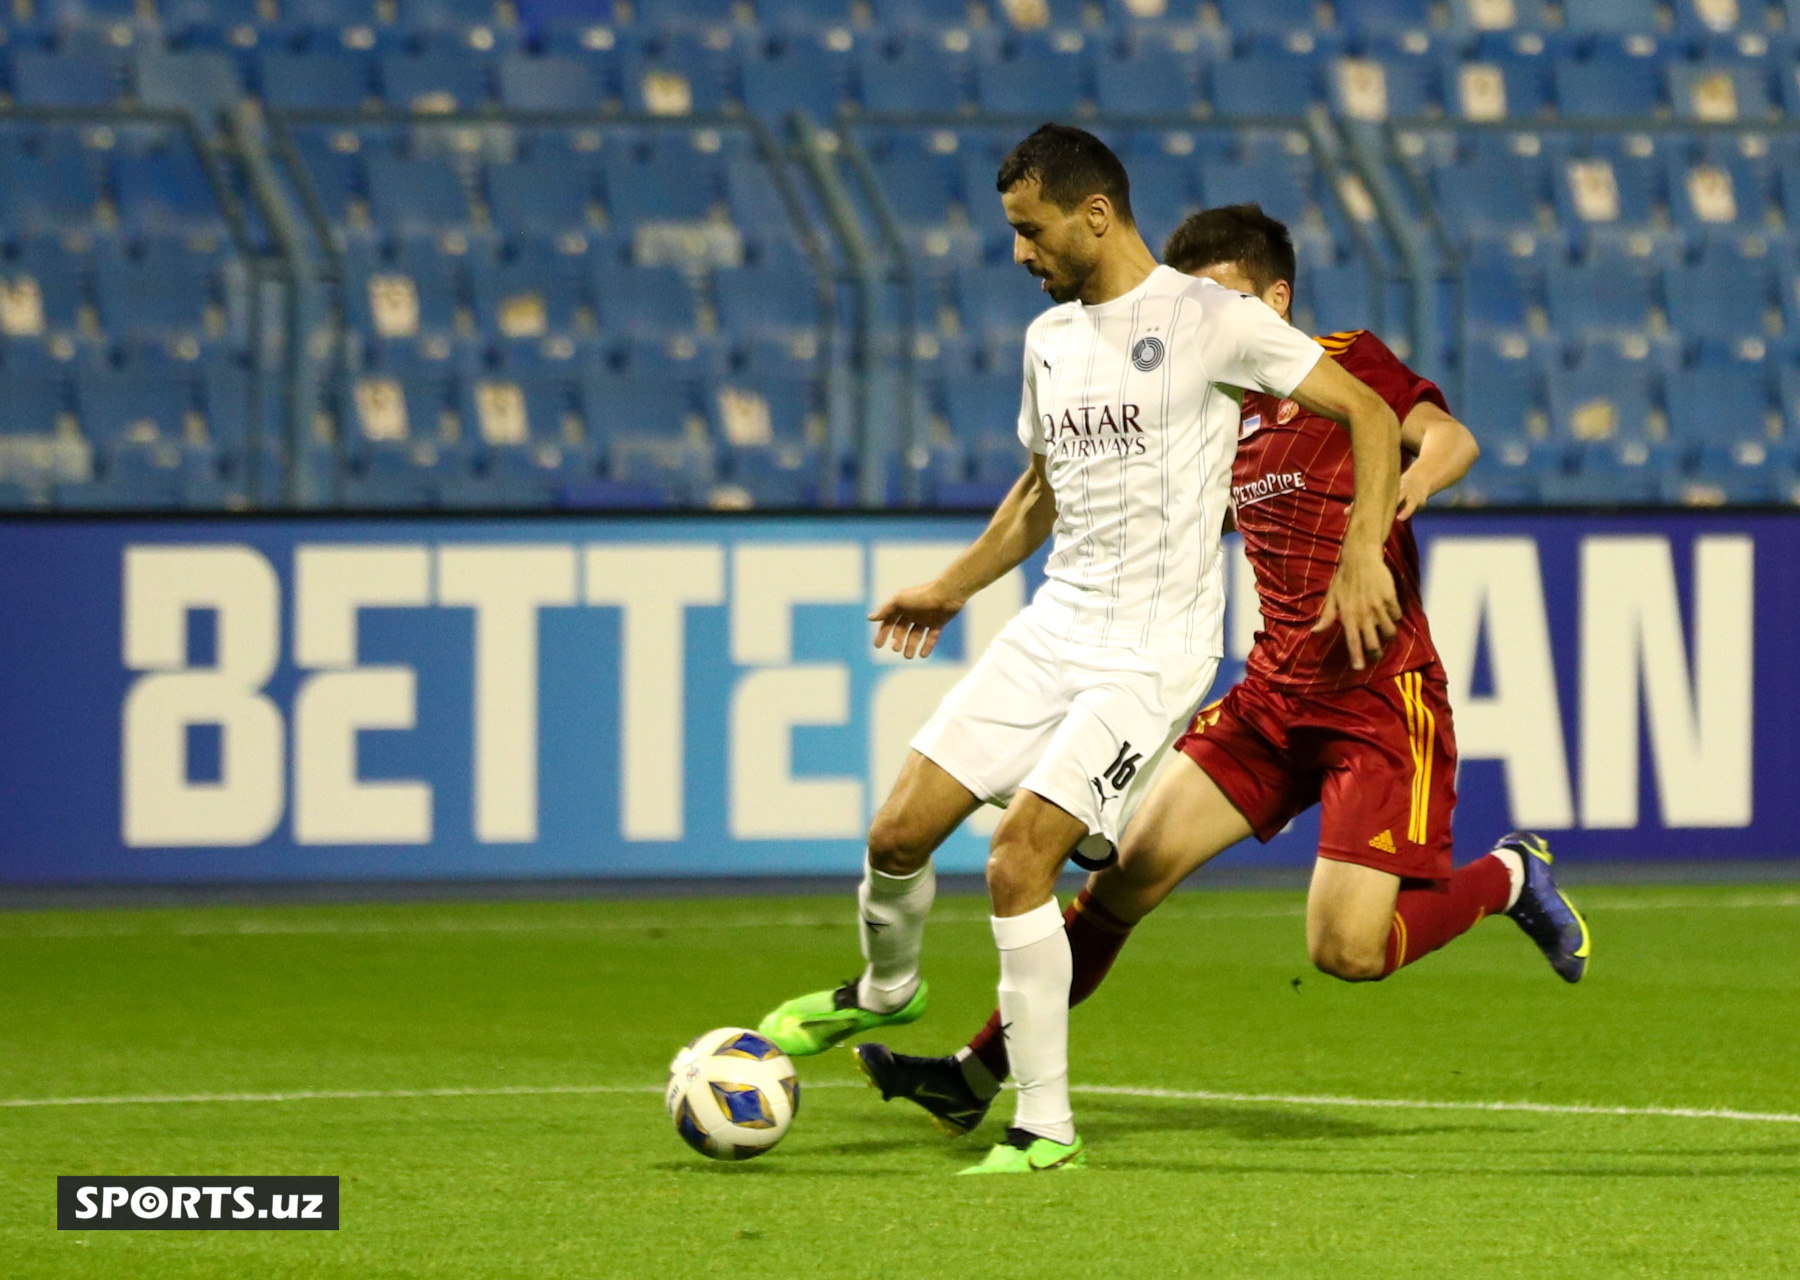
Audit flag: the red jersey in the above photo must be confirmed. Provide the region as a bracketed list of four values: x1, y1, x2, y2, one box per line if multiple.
[1233, 329, 1445, 694]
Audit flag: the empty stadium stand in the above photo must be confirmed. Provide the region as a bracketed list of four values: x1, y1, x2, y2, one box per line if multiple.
[0, 0, 1795, 508]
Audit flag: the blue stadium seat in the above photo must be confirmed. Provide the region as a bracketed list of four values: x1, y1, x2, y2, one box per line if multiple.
[1552, 57, 1662, 117]
[859, 39, 971, 113]
[398, 0, 510, 31]
[1665, 262, 1775, 347]
[1460, 336, 1545, 440]
[1338, 0, 1432, 34]
[1672, 0, 1772, 40]
[593, 264, 701, 335]
[621, 34, 740, 116]
[471, 243, 587, 340]
[727, 440, 823, 507]
[487, 160, 597, 238]
[366, 157, 475, 236]
[1553, 153, 1657, 232]
[1447, 53, 1554, 120]
[603, 145, 720, 226]
[714, 259, 819, 337]
[133, 51, 244, 118]
[1200, 158, 1310, 226]
[75, 364, 192, 449]
[1430, 154, 1542, 245]
[259, 52, 376, 109]
[867, 0, 978, 34]
[867, 148, 960, 226]
[1304, 261, 1378, 335]
[496, 52, 610, 110]
[160, 0, 266, 40]
[1665, 363, 1775, 445]
[1667, 154, 1770, 241]
[956, 263, 1049, 341]
[724, 157, 796, 240]
[461, 370, 585, 453]
[94, 239, 230, 344]
[1561, 0, 1659, 34]
[739, 38, 853, 121]
[1332, 55, 1440, 121]
[1669, 62, 1775, 122]
[1214, 0, 1317, 39]
[346, 241, 464, 340]
[0, 144, 102, 233]
[974, 37, 1092, 116]
[759, 0, 858, 31]
[1, 238, 88, 337]
[1123, 155, 1200, 253]
[1094, 42, 1203, 117]
[1560, 438, 1672, 505]
[11, 52, 125, 107]
[1546, 357, 1657, 441]
[1446, 0, 1554, 33]
[1462, 241, 1540, 336]
[1209, 54, 1323, 115]
[112, 148, 224, 234]
[634, 0, 739, 31]
[344, 356, 461, 454]
[379, 51, 492, 111]
[942, 373, 1019, 444]
[281, 0, 387, 36]
[0, 369, 71, 435]
[1660, 447, 1785, 505]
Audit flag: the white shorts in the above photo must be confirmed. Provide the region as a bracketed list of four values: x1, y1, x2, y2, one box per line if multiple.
[911, 608, 1219, 853]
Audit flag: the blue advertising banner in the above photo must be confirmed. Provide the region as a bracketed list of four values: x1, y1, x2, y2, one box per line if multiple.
[0, 511, 1789, 885]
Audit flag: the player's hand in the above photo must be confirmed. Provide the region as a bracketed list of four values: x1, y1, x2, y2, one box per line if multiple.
[869, 582, 966, 659]
[1395, 471, 1430, 521]
[1313, 543, 1401, 671]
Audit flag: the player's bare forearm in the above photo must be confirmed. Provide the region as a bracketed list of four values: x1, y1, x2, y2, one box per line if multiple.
[938, 455, 1056, 600]
[868, 454, 1057, 659]
[1288, 356, 1403, 669]
[1396, 402, 1480, 519]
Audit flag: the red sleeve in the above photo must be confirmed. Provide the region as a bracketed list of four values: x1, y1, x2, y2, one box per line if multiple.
[1327, 330, 1449, 423]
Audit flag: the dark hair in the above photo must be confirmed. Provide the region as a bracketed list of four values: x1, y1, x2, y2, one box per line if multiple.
[995, 124, 1134, 224]
[1162, 204, 1296, 294]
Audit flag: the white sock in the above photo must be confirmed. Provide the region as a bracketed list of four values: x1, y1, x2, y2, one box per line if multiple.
[1493, 847, 1525, 911]
[993, 899, 1075, 1146]
[856, 857, 935, 1013]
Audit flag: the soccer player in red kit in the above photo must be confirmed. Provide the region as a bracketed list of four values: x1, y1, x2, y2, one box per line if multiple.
[853, 205, 1593, 1140]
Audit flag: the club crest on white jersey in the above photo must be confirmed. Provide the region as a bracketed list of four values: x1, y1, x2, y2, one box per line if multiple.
[1014, 266, 1324, 655]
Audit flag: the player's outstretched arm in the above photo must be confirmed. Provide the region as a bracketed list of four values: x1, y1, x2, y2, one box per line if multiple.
[868, 453, 1058, 660]
[1289, 354, 1403, 671]
[1396, 401, 1480, 520]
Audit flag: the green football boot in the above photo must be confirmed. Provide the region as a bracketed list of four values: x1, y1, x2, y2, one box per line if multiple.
[957, 1127, 1087, 1175]
[755, 979, 929, 1057]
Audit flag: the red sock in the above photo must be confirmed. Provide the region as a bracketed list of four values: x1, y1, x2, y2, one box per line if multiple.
[1381, 852, 1512, 977]
[965, 888, 1135, 1084]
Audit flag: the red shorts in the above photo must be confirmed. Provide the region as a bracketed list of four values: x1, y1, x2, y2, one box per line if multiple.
[1175, 666, 1458, 885]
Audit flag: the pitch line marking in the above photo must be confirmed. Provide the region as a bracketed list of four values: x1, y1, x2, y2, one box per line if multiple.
[2, 892, 1796, 941]
[1, 1081, 1797, 1126]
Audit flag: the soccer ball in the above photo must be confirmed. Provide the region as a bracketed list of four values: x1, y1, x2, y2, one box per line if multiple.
[665, 1027, 799, 1161]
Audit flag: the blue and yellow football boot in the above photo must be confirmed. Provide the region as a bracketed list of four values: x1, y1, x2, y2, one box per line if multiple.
[853, 1042, 993, 1136]
[1499, 832, 1590, 983]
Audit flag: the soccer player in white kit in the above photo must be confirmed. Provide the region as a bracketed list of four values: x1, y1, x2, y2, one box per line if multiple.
[757, 126, 1407, 1173]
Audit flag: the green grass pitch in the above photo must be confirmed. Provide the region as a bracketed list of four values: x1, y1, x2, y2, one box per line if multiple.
[4, 883, 1800, 1279]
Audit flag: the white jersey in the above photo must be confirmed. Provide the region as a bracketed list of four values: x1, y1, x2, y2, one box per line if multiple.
[1015, 265, 1323, 656]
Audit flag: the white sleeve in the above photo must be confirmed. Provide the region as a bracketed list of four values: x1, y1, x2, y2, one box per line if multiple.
[1016, 337, 1046, 454]
[1195, 288, 1323, 398]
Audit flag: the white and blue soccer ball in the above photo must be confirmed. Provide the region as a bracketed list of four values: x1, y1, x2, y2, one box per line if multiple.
[665, 1027, 799, 1161]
